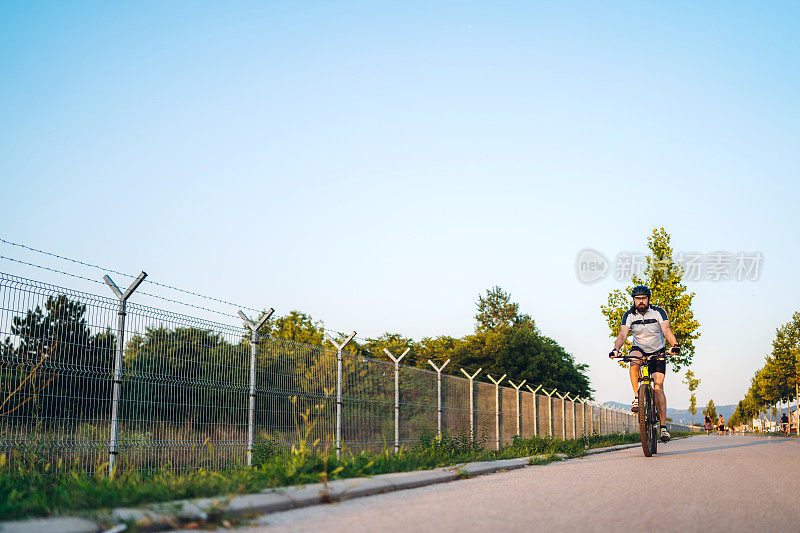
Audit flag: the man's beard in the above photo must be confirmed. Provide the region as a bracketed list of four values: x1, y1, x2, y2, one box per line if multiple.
[636, 303, 648, 313]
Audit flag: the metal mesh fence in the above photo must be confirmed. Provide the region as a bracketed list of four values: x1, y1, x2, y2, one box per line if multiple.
[0, 272, 638, 474]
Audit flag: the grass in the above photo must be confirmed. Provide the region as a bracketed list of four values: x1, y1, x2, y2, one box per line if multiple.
[0, 430, 693, 521]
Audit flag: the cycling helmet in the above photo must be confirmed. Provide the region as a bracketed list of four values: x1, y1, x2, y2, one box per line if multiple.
[631, 285, 651, 298]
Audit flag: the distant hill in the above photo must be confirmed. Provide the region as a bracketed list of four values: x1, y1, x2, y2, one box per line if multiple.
[601, 401, 738, 425]
[668, 405, 737, 425]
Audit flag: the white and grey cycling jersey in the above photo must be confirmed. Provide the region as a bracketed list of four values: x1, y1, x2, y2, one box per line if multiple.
[620, 304, 669, 353]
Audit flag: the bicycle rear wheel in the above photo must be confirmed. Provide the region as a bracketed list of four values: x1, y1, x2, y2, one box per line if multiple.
[638, 384, 651, 457]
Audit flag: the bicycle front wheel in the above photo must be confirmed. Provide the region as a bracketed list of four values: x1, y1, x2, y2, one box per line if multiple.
[638, 384, 651, 457]
[649, 391, 658, 455]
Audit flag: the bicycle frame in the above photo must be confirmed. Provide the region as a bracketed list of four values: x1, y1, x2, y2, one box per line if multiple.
[638, 362, 660, 456]
[612, 351, 667, 457]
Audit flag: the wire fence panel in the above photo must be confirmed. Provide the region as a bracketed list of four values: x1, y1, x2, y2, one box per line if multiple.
[398, 365, 437, 447]
[564, 400, 575, 440]
[474, 381, 496, 446]
[552, 398, 565, 439]
[519, 390, 535, 437]
[0, 274, 118, 471]
[500, 387, 517, 445]
[120, 304, 250, 472]
[441, 374, 470, 437]
[342, 352, 395, 452]
[537, 395, 551, 436]
[0, 271, 640, 473]
[254, 338, 337, 455]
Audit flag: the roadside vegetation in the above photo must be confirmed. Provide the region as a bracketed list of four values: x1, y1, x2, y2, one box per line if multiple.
[0, 430, 690, 521]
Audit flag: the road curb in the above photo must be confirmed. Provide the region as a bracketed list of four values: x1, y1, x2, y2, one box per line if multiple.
[1, 439, 698, 532]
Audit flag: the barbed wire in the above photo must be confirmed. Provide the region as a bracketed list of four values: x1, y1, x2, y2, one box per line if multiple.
[0, 239, 370, 338]
[0, 255, 245, 321]
[0, 236, 263, 314]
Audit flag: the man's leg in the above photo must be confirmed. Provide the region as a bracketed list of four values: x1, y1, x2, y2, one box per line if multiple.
[653, 372, 667, 425]
[629, 363, 641, 396]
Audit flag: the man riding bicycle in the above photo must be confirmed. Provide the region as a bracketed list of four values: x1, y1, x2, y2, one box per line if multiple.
[609, 285, 680, 443]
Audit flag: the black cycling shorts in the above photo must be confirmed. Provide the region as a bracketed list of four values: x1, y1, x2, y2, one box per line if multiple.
[629, 347, 666, 375]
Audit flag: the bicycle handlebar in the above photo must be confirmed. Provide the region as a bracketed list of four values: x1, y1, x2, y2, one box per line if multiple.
[609, 351, 672, 363]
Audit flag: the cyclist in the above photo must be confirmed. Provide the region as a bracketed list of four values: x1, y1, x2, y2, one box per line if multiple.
[609, 285, 680, 443]
[781, 413, 789, 436]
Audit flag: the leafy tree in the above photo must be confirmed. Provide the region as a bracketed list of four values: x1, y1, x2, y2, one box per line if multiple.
[363, 333, 419, 365]
[703, 398, 717, 421]
[415, 335, 461, 370]
[425, 287, 592, 397]
[601, 227, 701, 372]
[682, 370, 701, 427]
[254, 310, 325, 346]
[764, 313, 800, 403]
[475, 286, 524, 333]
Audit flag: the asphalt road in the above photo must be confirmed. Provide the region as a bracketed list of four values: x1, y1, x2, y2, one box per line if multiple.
[236, 435, 799, 532]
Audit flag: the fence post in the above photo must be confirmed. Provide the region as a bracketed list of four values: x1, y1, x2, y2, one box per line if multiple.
[461, 368, 482, 439]
[487, 374, 506, 449]
[384, 348, 409, 453]
[325, 331, 356, 459]
[567, 394, 577, 439]
[428, 359, 451, 437]
[239, 308, 274, 466]
[543, 389, 557, 436]
[508, 380, 526, 437]
[103, 272, 147, 477]
[525, 384, 542, 437]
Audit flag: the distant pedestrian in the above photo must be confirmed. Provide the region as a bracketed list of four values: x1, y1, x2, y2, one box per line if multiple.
[704, 415, 713, 435]
[718, 414, 725, 435]
[781, 413, 789, 436]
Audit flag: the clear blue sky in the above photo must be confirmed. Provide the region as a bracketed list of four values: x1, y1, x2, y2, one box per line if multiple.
[2, 1, 799, 408]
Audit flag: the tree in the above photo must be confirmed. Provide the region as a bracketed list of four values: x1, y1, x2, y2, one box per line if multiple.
[363, 333, 420, 366]
[601, 227, 701, 372]
[764, 313, 800, 404]
[682, 370, 701, 427]
[426, 287, 592, 397]
[703, 398, 717, 421]
[256, 310, 325, 346]
[475, 286, 525, 333]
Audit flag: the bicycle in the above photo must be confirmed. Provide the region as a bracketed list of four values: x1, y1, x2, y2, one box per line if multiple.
[609, 350, 670, 457]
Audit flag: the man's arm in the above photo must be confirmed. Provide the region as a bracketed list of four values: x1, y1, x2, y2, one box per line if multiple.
[660, 320, 679, 347]
[613, 325, 629, 351]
